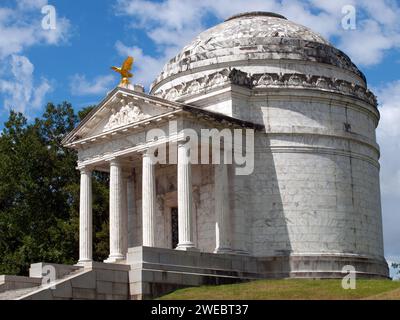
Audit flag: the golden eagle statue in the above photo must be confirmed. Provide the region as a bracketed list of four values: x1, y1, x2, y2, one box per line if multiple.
[111, 56, 134, 86]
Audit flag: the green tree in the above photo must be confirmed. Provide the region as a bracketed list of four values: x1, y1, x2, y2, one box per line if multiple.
[0, 103, 109, 275]
[393, 263, 400, 275]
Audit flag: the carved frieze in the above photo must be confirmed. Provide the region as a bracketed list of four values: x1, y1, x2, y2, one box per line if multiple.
[156, 68, 377, 107]
[103, 100, 150, 132]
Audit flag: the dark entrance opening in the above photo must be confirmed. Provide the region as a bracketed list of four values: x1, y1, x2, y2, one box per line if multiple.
[171, 207, 179, 249]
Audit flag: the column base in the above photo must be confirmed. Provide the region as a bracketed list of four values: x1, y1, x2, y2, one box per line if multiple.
[76, 259, 92, 267]
[104, 255, 126, 263]
[176, 244, 199, 252]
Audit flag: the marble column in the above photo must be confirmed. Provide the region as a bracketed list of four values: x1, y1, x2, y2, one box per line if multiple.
[127, 173, 136, 248]
[121, 175, 129, 257]
[214, 160, 232, 253]
[176, 142, 196, 250]
[78, 167, 92, 263]
[142, 152, 156, 247]
[105, 158, 125, 262]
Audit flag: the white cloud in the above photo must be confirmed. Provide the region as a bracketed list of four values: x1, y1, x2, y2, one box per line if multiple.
[39, 16, 71, 46]
[374, 80, 400, 258]
[0, 0, 70, 114]
[376, 81, 400, 197]
[338, 20, 394, 66]
[0, 1, 70, 58]
[17, 0, 48, 10]
[70, 74, 116, 96]
[0, 54, 51, 113]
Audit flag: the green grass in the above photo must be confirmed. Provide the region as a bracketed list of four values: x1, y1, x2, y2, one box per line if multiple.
[159, 279, 400, 300]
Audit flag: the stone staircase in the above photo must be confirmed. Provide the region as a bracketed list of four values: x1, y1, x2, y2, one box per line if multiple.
[0, 262, 131, 300]
[0, 263, 84, 300]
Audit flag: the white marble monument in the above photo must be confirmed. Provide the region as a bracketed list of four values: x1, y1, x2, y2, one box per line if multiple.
[0, 12, 388, 300]
[64, 12, 389, 297]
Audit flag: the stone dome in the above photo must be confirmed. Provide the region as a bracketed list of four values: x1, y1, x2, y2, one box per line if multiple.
[150, 12, 366, 95]
[225, 12, 329, 43]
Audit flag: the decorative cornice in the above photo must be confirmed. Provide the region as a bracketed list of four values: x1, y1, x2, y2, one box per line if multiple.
[154, 68, 378, 107]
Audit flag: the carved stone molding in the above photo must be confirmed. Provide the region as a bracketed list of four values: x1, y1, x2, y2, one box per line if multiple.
[155, 68, 377, 107]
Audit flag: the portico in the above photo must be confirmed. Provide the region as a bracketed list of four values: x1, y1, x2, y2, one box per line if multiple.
[77, 140, 231, 264]
[64, 86, 247, 265]
[78, 148, 196, 263]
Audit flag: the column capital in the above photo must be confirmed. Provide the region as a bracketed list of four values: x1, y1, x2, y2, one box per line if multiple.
[140, 149, 159, 167]
[107, 157, 123, 166]
[177, 137, 191, 147]
[141, 150, 152, 158]
[77, 166, 93, 174]
[177, 139, 191, 165]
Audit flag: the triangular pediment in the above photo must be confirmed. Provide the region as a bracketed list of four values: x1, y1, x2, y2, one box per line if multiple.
[63, 87, 181, 145]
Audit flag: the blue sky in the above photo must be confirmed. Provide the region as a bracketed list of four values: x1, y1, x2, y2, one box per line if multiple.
[0, 0, 399, 277]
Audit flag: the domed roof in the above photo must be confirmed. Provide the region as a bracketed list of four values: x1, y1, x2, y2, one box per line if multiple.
[224, 11, 330, 44]
[150, 11, 365, 94]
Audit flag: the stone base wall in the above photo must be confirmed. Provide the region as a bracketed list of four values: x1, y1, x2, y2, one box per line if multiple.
[127, 246, 389, 299]
[0, 247, 389, 300]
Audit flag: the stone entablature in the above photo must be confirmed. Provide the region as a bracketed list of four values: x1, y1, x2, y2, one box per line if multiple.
[154, 68, 378, 107]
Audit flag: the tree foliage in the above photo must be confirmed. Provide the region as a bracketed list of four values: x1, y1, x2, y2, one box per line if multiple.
[393, 263, 400, 275]
[0, 103, 109, 275]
